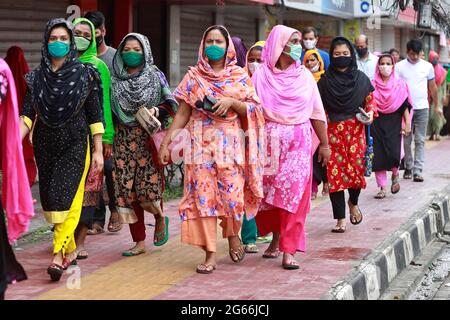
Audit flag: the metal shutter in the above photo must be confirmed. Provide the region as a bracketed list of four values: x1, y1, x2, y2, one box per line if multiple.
[223, 14, 256, 48]
[0, 0, 70, 69]
[180, 7, 213, 76]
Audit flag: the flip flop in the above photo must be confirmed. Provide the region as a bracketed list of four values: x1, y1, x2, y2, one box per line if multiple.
[196, 264, 217, 274]
[229, 236, 245, 263]
[76, 249, 89, 260]
[282, 260, 300, 270]
[122, 247, 146, 257]
[87, 225, 105, 235]
[262, 248, 280, 258]
[154, 216, 169, 247]
[331, 225, 346, 233]
[244, 243, 259, 254]
[391, 175, 401, 194]
[348, 201, 363, 225]
[108, 213, 122, 233]
[374, 190, 386, 199]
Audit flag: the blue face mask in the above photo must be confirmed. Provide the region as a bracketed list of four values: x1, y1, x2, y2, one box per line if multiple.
[48, 41, 70, 58]
[283, 43, 303, 62]
[205, 45, 226, 61]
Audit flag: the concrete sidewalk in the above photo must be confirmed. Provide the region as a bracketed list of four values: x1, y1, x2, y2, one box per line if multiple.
[5, 138, 450, 300]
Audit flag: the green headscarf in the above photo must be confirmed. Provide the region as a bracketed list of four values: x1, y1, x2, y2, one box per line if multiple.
[73, 18, 114, 145]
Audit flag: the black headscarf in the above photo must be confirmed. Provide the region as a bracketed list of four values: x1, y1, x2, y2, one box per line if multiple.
[318, 36, 373, 122]
[25, 18, 100, 128]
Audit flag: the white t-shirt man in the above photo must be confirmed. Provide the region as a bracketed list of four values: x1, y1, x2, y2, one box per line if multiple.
[395, 59, 435, 110]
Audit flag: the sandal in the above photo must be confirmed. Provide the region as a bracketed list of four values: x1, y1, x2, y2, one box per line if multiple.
[229, 236, 245, 263]
[262, 248, 280, 258]
[47, 263, 64, 282]
[403, 169, 412, 180]
[196, 264, 217, 274]
[244, 243, 259, 254]
[311, 192, 317, 200]
[282, 260, 300, 270]
[348, 200, 363, 225]
[331, 225, 346, 233]
[76, 249, 89, 260]
[374, 190, 386, 199]
[153, 216, 169, 247]
[122, 247, 146, 257]
[62, 257, 77, 270]
[413, 174, 424, 182]
[256, 235, 273, 244]
[87, 224, 105, 236]
[391, 175, 400, 194]
[107, 213, 122, 233]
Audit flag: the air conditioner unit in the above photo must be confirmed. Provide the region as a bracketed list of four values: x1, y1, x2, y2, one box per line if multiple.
[417, 3, 433, 29]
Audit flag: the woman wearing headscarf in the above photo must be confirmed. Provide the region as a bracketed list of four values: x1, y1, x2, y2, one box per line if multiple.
[111, 33, 178, 257]
[246, 41, 265, 78]
[252, 25, 329, 270]
[4, 46, 37, 188]
[371, 54, 412, 199]
[318, 37, 377, 233]
[72, 17, 114, 260]
[18, 18, 104, 281]
[158, 25, 264, 274]
[428, 51, 447, 141]
[303, 49, 328, 200]
[240, 40, 266, 254]
[0, 58, 34, 299]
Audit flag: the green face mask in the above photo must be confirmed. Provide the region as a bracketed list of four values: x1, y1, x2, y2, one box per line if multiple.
[48, 41, 70, 58]
[122, 51, 144, 68]
[74, 36, 91, 52]
[205, 45, 226, 61]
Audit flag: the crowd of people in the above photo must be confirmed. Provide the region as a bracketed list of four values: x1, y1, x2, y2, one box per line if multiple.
[1, 11, 450, 297]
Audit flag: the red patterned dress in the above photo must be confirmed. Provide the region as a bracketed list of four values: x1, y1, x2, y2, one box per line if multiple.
[327, 92, 377, 193]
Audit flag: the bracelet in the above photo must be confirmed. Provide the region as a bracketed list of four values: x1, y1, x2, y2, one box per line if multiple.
[319, 145, 331, 150]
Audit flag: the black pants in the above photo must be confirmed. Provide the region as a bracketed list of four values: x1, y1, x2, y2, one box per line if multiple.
[93, 158, 116, 228]
[329, 189, 361, 220]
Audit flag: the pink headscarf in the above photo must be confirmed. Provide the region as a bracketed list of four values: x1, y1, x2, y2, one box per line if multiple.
[252, 25, 326, 125]
[372, 54, 412, 114]
[429, 51, 446, 87]
[0, 58, 34, 243]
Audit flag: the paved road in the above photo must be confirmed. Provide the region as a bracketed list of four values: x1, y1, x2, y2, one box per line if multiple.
[5, 138, 450, 300]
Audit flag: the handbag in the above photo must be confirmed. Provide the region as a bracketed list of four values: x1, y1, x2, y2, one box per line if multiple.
[149, 129, 184, 166]
[135, 106, 161, 136]
[364, 125, 374, 177]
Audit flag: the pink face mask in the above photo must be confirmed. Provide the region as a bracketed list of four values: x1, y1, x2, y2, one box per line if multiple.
[379, 65, 393, 77]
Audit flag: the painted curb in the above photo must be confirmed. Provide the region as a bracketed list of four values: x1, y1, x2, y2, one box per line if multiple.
[324, 186, 450, 300]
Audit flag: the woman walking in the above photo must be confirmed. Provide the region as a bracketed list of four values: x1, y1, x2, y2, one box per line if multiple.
[0, 58, 34, 299]
[371, 54, 412, 199]
[72, 17, 114, 260]
[303, 49, 329, 200]
[252, 25, 329, 269]
[158, 25, 264, 274]
[111, 33, 177, 256]
[19, 18, 104, 281]
[317, 37, 377, 233]
[428, 51, 447, 141]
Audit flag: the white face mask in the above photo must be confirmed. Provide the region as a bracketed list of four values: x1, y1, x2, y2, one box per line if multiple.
[303, 39, 317, 50]
[379, 65, 393, 77]
[248, 62, 261, 75]
[310, 63, 320, 73]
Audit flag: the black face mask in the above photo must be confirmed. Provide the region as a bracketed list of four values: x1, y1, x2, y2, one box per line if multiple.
[96, 35, 104, 47]
[356, 47, 368, 57]
[331, 56, 353, 68]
